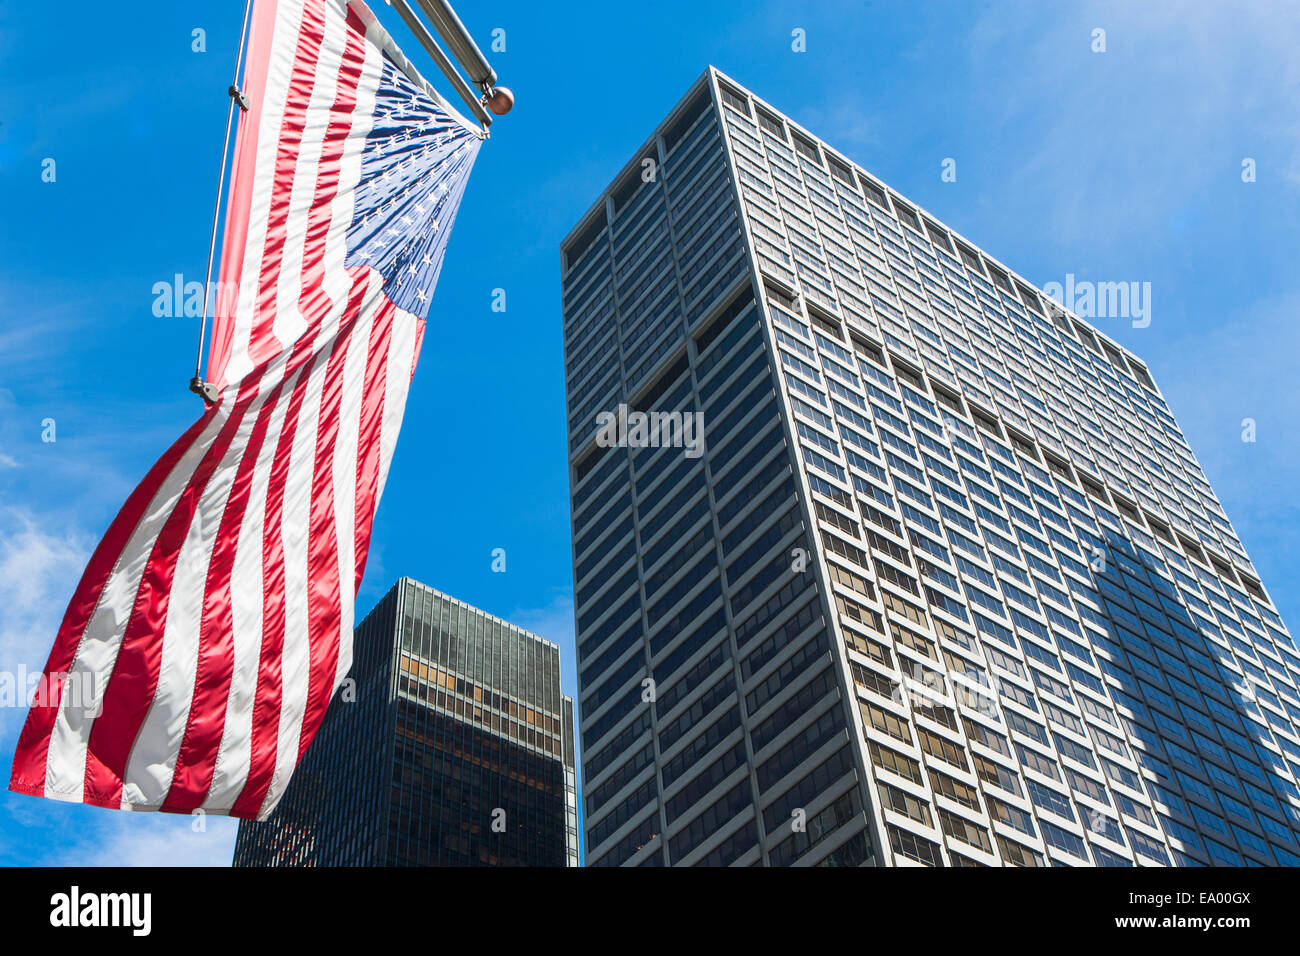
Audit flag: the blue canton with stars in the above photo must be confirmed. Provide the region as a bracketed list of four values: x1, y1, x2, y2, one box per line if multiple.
[345, 56, 480, 320]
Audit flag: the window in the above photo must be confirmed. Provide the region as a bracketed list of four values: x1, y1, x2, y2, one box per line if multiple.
[1040, 820, 1088, 860]
[859, 174, 890, 210]
[756, 106, 785, 140]
[827, 155, 854, 185]
[1006, 428, 1040, 461]
[892, 198, 922, 233]
[792, 131, 821, 164]
[862, 701, 912, 743]
[871, 741, 923, 783]
[997, 835, 1045, 866]
[1080, 475, 1109, 504]
[971, 408, 1003, 439]
[881, 781, 933, 825]
[923, 218, 953, 253]
[955, 241, 984, 276]
[1178, 534, 1207, 565]
[986, 263, 1014, 294]
[1209, 556, 1238, 584]
[889, 826, 944, 866]
[851, 333, 888, 368]
[718, 81, 750, 116]
[1101, 341, 1129, 372]
[1112, 494, 1141, 524]
[930, 769, 980, 809]
[940, 809, 992, 853]
[662, 87, 710, 153]
[919, 728, 967, 770]
[563, 211, 607, 273]
[932, 384, 965, 415]
[1072, 321, 1102, 354]
[890, 354, 927, 391]
[1042, 451, 1073, 483]
[974, 754, 1023, 795]
[1127, 358, 1156, 390]
[1015, 282, 1043, 314]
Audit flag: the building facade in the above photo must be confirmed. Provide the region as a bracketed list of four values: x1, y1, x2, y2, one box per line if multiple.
[561, 68, 1300, 866]
[232, 578, 579, 867]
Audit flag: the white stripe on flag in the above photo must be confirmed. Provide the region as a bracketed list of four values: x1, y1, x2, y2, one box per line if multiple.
[376, 308, 419, 502]
[272, 0, 350, 352]
[229, 0, 307, 385]
[203, 375, 295, 810]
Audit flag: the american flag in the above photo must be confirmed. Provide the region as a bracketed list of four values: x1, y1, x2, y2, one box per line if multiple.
[9, 0, 480, 819]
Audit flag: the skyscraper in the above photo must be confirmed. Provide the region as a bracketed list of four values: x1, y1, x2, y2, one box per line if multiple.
[232, 578, 579, 867]
[561, 68, 1300, 866]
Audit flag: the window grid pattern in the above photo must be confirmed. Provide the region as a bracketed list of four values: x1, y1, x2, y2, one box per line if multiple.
[233, 579, 578, 867]
[565, 77, 874, 867]
[716, 74, 1300, 867]
[561, 68, 1300, 868]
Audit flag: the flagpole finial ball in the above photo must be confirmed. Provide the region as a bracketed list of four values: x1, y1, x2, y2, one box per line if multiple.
[486, 87, 514, 116]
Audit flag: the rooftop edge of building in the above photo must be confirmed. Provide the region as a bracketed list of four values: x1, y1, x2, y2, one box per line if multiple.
[370, 576, 563, 652]
[559, 65, 1161, 411]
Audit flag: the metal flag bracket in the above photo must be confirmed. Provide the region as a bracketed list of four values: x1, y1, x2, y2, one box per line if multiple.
[388, 0, 512, 133]
[189, 377, 220, 404]
[189, 0, 510, 401]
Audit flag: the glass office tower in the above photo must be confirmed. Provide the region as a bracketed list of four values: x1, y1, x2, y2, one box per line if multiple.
[561, 68, 1300, 866]
[233, 578, 579, 867]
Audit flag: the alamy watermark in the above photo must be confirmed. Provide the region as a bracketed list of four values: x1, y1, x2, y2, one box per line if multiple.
[152, 274, 244, 319]
[50, 886, 150, 936]
[595, 403, 704, 459]
[1041, 274, 1151, 328]
[0, 667, 102, 716]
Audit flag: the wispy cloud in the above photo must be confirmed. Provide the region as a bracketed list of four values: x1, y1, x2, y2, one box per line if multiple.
[509, 590, 575, 650]
[45, 812, 238, 867]
[1148, 292, 1300, 588]
[963, 0, 1300, 246]
[0, 502, 239, 867]
[0, 507, 91, 698]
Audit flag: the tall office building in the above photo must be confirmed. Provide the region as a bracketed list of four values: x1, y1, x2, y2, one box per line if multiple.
[561, 68, 1300, 866]
[233, 578, 579, 867]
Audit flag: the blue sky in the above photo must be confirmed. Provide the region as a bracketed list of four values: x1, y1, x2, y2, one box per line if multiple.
[0, 0, 1297, 865]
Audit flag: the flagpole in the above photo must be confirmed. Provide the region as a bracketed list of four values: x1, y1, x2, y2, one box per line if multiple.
[191, 0, 255, 404]
[412, 0, 513, 116]
[390, 0, 494, 129]
[414, 0, 495, 89]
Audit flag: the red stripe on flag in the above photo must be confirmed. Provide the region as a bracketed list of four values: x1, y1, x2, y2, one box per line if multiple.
[159, 386, 289, 811]
[298, 277, 369, 760]
[295, 5, 367, 331]
[229, 351, 323, 818]
[82, 400, 256, 807]
[293, 9, 370, 761]
[411, 317, 425, 385]
[351, 299, 394, 593]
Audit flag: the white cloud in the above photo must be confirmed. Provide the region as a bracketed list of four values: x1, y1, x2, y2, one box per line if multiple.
[0, 508, 91, 694]
[509, 591, 576, 650]
[966, 0, 1300, 241]
[41, 811, 238, 867]
[1145, 293, 1300, 593]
